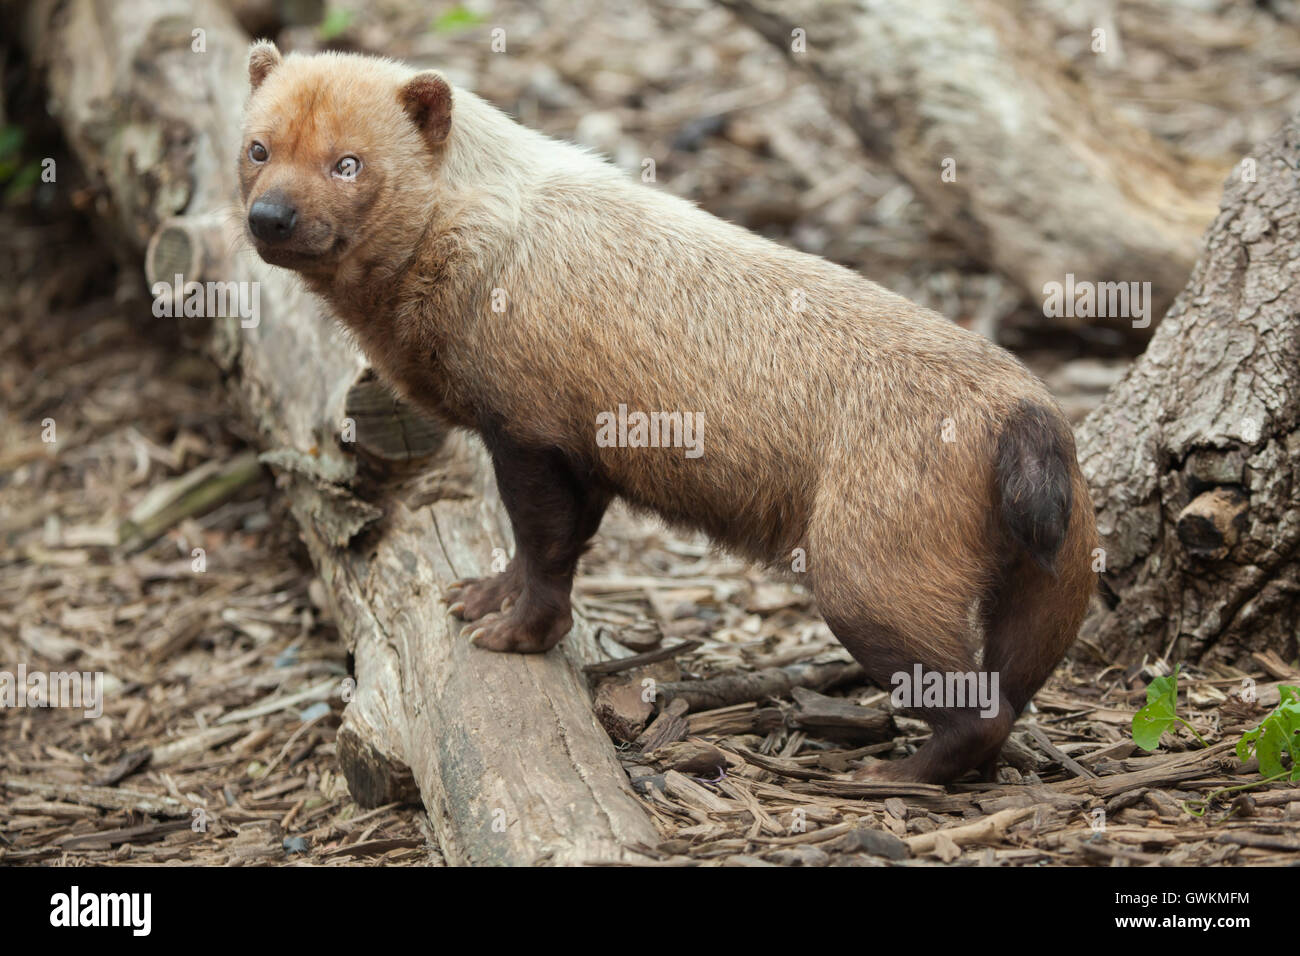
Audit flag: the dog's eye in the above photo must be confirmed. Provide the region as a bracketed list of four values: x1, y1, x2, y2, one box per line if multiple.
[334, 156, 361, 181]
[248, 142, 269, 163]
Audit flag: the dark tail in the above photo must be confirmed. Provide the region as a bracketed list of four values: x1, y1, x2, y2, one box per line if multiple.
[994, 400, 1074, 575]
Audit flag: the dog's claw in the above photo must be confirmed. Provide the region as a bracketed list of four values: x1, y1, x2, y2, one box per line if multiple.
[448, 601, 466, 616]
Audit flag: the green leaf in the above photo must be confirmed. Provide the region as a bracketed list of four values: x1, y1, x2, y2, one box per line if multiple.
[1258, 720, 1288, 778]
[318, 7, 355, 41]
[3, 161, 41, 202]
[1236, 684, 1300, 779]
[0, 125, 23, 164]
[433, 5, 484, 32]
[1132, 666, 1180, 751]
[1236, 727, 1258, 764]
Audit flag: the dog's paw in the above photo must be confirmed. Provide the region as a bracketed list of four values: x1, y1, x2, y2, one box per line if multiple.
[445, 572, 521, 621]
[465, 605, 572, 654]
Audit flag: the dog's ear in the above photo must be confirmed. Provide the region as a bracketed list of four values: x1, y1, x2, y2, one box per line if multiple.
[248, 40, 283, 92]
[398, 72, 453, 147]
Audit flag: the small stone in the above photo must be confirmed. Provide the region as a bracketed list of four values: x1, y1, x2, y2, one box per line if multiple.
[631, 773, 667, 794]
[766, 844, 830, 867]
[830, 828, 911, 860]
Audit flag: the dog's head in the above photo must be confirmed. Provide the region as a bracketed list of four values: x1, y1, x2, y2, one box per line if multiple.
[238, 41, 452, 277]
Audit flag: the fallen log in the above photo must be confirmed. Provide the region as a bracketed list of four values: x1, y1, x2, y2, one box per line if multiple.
[719, 0, 1224, 335]
[21, 0, 658, 865]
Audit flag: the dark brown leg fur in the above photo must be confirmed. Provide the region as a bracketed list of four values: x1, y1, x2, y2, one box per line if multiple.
[826, 469, 1094, 785]
[449, 427, 609, 653]
[982, 488, 1096, 717]
[824, 616, 1014, 785]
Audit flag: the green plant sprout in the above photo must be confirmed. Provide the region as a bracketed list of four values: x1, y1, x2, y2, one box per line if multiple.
[1235, 684, 1300, 780]
[0, 125, 42, 203]
[1163, 683, 1297, 819]
[318, 7, 355, 41]
[433, 6, 485, 33]
[1130, 665, 1209, 751]
[1182, 770, 1292, 819]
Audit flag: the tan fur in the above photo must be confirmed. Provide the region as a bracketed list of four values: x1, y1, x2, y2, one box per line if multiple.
[240, 46, 1098, 783]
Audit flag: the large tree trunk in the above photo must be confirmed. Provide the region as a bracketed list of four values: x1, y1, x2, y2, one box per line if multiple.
[21, 0, 659, 864]
[1077, 118, 1300, 667]
[719, 0, 1224, 335]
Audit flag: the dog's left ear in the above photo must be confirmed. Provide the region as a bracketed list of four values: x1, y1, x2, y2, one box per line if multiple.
[248, 39, 282, 92]
[398, 72, 453, 148]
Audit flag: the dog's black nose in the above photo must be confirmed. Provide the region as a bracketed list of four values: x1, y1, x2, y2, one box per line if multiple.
[248, 198, 298, 242]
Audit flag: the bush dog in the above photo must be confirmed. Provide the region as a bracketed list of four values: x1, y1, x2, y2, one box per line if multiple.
[239, 42, 1097, 784]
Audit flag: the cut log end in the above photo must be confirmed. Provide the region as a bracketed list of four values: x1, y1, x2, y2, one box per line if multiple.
[344, 374, 447, 469]
[228, 0, 325, 37]
[144, 215, 227, 286]
[145, 224, 201, 286]
[336, 719, 419, 808]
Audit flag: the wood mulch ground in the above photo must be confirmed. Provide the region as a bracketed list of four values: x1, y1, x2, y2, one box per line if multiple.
[0, 211, 436, 865]
[579, 514, 1300, 865]
[3, 209, 1296, 866]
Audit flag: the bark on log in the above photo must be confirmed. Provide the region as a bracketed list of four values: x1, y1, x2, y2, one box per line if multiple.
[719, 0, 1224, 334]
[23, 0, 658, 865]
[1077, 117, 1300, 667]
[655, 659, 864, 711]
